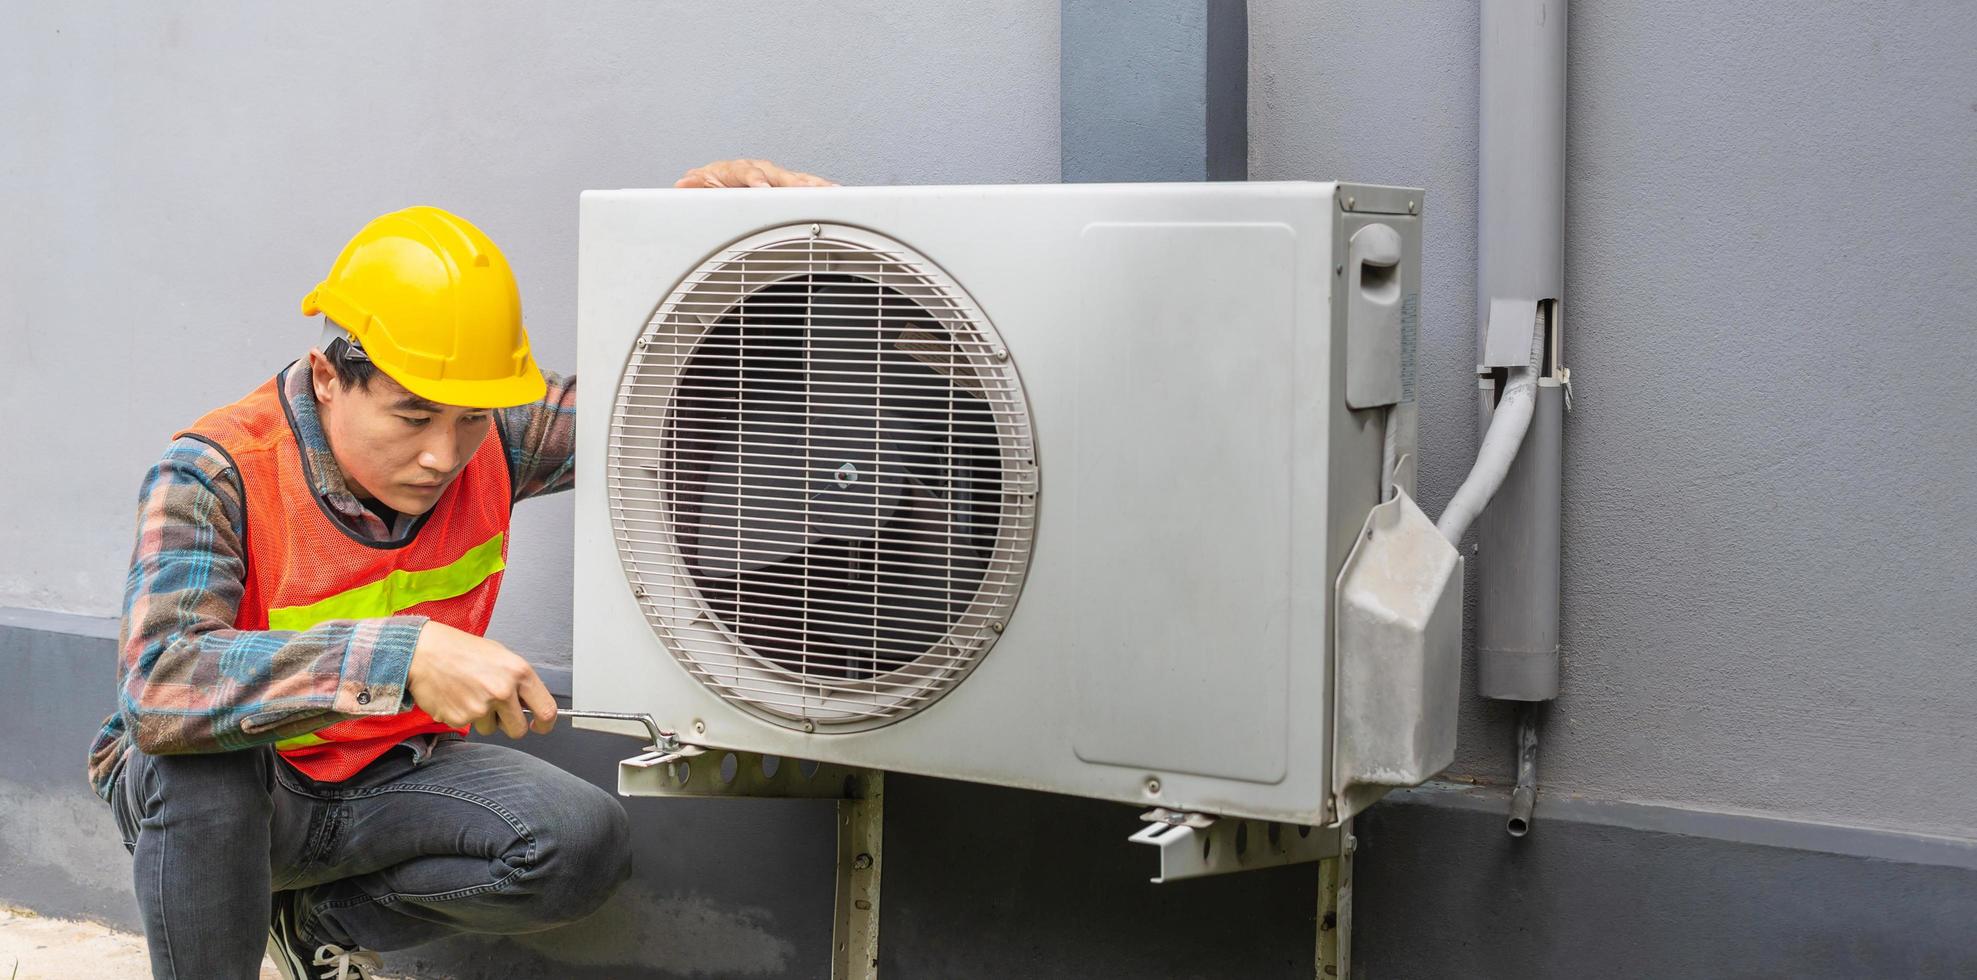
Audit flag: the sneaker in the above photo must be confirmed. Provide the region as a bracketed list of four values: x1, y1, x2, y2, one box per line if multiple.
[267, 890, 386, 980]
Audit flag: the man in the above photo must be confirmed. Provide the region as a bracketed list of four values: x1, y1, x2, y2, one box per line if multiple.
[88, 158, 833, 980]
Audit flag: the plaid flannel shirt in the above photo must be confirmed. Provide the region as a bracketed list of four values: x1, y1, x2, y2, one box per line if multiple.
[86, 361, 577, 801]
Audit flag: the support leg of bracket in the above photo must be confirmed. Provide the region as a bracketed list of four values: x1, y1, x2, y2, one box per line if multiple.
[1316, 818, 1355, 979]
[832, 770, 883, 980]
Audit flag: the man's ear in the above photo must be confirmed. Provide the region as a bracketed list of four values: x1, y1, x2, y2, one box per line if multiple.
[307, 348, 338, 405]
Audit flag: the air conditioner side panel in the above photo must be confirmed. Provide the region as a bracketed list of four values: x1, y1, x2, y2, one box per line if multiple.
[1062, 220, 1299, 786]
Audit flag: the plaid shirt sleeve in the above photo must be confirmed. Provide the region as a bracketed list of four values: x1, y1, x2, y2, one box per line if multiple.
[497, 369, 577, 501]
[89, 437, 425, 796]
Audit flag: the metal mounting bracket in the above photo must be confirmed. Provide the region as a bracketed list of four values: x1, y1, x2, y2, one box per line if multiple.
[617, 743, 873, 801]
[1127, 808, 1343, 883]
[1317, 821, 1355, 979]
[832, 770, 883, 980]
[616, 749, 884, 980]
[580, 718, 884, 980]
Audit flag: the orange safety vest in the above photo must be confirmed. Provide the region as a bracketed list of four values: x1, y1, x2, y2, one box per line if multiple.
[181, 368, 513, 782]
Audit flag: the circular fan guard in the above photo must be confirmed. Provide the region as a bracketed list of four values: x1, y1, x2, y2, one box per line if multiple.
[606, 225, 1037, 731]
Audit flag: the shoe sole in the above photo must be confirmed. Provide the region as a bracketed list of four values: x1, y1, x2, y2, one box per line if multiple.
[266, 901, 312, 980]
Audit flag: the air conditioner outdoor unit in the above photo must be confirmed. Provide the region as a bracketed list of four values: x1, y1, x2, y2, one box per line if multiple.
[572, 182, 1460, 850]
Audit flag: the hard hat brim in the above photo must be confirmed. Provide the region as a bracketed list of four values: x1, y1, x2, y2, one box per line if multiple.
[382, 353, 550, 410]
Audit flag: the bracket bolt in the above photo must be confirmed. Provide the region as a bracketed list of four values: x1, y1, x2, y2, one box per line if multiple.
[1344, 195, 1356, 210]
[853, 853, 874, 870]
[1335, 264, 1344, 277]
[1145, 777, 1162, 795]
[1407, 200, 1418, 214]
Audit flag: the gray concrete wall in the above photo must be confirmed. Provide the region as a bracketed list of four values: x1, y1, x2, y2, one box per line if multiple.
[7, 0, 1977, 975]
[1252, 0, 1977, 840]
[0, 0, 1060, 668]
[20, 0, 1971, 844]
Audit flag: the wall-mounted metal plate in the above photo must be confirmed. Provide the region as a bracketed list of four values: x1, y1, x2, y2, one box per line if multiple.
[1127, 808, 1343, 883]
[618, 746, 875, 800]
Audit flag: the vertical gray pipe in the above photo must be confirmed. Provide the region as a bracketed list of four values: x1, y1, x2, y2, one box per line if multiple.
[1476, 0, 1566, 703]
[1478, 384, 1563, 699]
[1477, 0, 1566, 335]
[1506, 704, 1541, 836]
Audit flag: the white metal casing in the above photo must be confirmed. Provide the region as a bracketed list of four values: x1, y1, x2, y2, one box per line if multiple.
[574, 182, 1426, 825]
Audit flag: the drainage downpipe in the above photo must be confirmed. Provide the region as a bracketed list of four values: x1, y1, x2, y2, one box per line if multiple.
[1478, 0, 1568, 836]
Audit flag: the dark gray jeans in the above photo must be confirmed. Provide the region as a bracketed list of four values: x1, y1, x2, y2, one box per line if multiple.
[108, 734, 633, 980]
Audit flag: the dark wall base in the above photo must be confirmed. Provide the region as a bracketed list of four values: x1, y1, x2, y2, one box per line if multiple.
[0, 608, 132, 929]
[1355, 786, 1977, 979]
[5, 609, 1974, 979]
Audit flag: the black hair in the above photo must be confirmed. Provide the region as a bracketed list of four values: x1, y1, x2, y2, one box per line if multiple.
[323, 335, 381, 391]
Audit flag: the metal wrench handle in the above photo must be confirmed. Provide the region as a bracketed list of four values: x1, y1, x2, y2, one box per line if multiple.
[522, 708, 674, 752]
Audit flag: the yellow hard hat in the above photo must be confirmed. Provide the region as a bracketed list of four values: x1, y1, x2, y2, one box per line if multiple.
[302, 206, 546, 409]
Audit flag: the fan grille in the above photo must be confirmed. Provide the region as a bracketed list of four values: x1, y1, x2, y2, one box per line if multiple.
[607, 225, 1037, 730]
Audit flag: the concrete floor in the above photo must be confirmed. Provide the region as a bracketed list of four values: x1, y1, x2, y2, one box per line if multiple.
[0, 906, 406, 979]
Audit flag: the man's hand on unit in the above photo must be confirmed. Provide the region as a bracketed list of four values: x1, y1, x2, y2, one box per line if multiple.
[407, 621, 558, 739]
[674, 158, 836, 188]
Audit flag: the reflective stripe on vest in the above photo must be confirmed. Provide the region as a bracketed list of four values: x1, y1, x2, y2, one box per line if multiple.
[266, 532, 507, 632]
[268, 530, 507, 751]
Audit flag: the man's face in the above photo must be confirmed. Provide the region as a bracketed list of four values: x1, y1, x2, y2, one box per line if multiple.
[308, 350, 495, 515]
